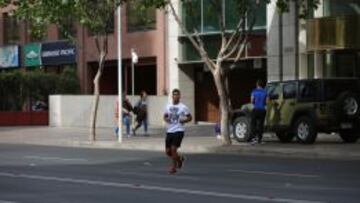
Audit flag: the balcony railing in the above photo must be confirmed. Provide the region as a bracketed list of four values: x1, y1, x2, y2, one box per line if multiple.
[307, 15, 360, 51]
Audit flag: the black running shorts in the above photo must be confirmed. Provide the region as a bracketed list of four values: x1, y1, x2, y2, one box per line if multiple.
[165, 131, 184, 148]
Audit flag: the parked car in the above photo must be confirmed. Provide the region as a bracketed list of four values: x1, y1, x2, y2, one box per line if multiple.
[232, 78, 360, 144]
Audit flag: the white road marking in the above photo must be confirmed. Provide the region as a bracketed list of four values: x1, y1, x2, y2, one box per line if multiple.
[228, 169, 320, 178]
[0, 171, 324, 203]
[0, 200, 18, 203]
[114, 171, 200, 181]
[24, 156, 88, 162]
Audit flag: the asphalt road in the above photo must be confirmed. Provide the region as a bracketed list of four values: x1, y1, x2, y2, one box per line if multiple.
[0, 144, 359, 203]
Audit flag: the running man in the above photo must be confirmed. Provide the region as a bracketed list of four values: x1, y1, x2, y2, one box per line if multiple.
[164, 89, 192, 174]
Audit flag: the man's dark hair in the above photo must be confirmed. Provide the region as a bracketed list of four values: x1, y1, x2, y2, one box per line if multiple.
[256, 79, 265, 88]
[172, 88, 181, 95]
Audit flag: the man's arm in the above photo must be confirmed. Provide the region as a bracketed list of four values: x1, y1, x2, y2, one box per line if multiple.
[180, 114, 192, 124]
[164, 113, 170, 123]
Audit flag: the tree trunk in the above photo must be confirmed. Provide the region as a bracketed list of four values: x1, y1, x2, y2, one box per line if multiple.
[213, 66, 232, 145]
[89, 41, 107, 142]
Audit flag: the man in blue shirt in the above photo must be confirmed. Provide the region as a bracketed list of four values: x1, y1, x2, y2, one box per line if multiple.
[250, 79, 268, 144]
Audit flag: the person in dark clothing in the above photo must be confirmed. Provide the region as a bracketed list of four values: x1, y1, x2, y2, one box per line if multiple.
[132, 90, 148, 136]
[250, 79, 268, 144]
[115, 95, 133, 137]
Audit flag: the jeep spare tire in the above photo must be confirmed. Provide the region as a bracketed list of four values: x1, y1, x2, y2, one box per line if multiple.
[233, 116, 251, 142]
[335, 91, 360, 120]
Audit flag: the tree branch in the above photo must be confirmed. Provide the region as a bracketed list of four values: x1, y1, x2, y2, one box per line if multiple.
[222, 33, 245, 60]
[223, 0, 249, 52]
[234, 2, 260, 62]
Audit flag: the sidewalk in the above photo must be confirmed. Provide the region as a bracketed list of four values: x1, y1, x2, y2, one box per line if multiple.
[0, 125, 360, 160]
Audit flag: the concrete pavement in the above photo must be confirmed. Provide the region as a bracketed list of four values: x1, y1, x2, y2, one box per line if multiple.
[0, 125, 360, 160]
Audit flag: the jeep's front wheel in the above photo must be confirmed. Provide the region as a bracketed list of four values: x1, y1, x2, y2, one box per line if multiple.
[233, 117, 251, 142]
[276, 132, 295, 143]
[339, 130, 360, 143]
[294, 116, 317, 144]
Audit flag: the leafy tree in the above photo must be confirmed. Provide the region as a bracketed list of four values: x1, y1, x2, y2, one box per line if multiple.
[56, 67, 80, 94]
[132, 0, 318, 145]
[0, 0, 123, 141]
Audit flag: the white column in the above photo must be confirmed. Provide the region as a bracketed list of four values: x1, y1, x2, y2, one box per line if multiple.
[282, 2, 297, 81]
[168, 0, 181, 94]
[167, 0, 195, 122]
[267, 0, 281, 82]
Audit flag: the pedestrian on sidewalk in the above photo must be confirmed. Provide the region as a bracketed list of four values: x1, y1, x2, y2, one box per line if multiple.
[132, 90, 148, 136]
[215, 122, 221, 140]
[115, 94, 133, 138]
[249, 79, 268, 144]
[163, 89, 192, 174]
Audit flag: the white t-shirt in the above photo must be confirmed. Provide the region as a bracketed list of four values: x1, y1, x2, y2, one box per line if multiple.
[164, 102, 191, 133]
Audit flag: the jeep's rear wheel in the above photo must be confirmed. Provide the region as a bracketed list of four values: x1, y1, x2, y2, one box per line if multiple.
[294, 116, 317, 144]
[339, 130, 360, 143]
[233, 117, 251, 142]
[276, 132, 295, 143]
[335, 91, 360, 120]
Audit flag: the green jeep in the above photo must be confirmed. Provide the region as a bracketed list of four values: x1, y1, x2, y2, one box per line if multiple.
[232, 78, 360, 144]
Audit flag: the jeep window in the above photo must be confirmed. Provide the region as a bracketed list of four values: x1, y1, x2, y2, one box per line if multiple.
[298, 81, 320, 101]
[267, 83, 280, 100]
[283, 82, 297, 99]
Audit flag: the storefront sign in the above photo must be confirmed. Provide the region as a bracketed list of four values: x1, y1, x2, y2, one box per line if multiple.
[41, 41, 76, 66]
[24, 43, 41, 67]
[0, 45, 19, 68]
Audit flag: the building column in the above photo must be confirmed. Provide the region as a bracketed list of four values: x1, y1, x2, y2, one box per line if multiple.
[314, 52, 323, 78]
[167, 0, 195, 121]
[266, 0, 281, 82]
[267, 1, 299, 82]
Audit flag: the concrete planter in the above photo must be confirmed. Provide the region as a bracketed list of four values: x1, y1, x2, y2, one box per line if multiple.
[49, 95, 168, 128]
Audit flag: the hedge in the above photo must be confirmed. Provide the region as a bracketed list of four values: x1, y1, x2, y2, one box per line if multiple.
[0, 67, 80, 111]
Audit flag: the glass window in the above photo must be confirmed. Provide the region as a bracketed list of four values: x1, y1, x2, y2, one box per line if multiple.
[182, 0, 201, 32]
[127, 0, 156, 32]
[203, 0, 220, 32]
[181, 35, 221, 61]
[226, 0, 266, 30]
[225, 0, 240, 30]
[267, 83, 281, 100]
[283, 82, 297, 99]
[3, 13, 20, 44]
[182, 40, 201, 61]
[299, 81, 319, 101]
[307, 53, 314, 79]
[247, 0, 266, 29]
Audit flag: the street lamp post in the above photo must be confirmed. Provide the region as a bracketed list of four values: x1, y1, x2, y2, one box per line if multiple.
[131, 48, 138, 96]
[117, 5, 123, 143]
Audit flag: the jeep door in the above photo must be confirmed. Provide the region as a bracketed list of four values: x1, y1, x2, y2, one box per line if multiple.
[278, 82, 298, 127]
[265, 83, 282, 129]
